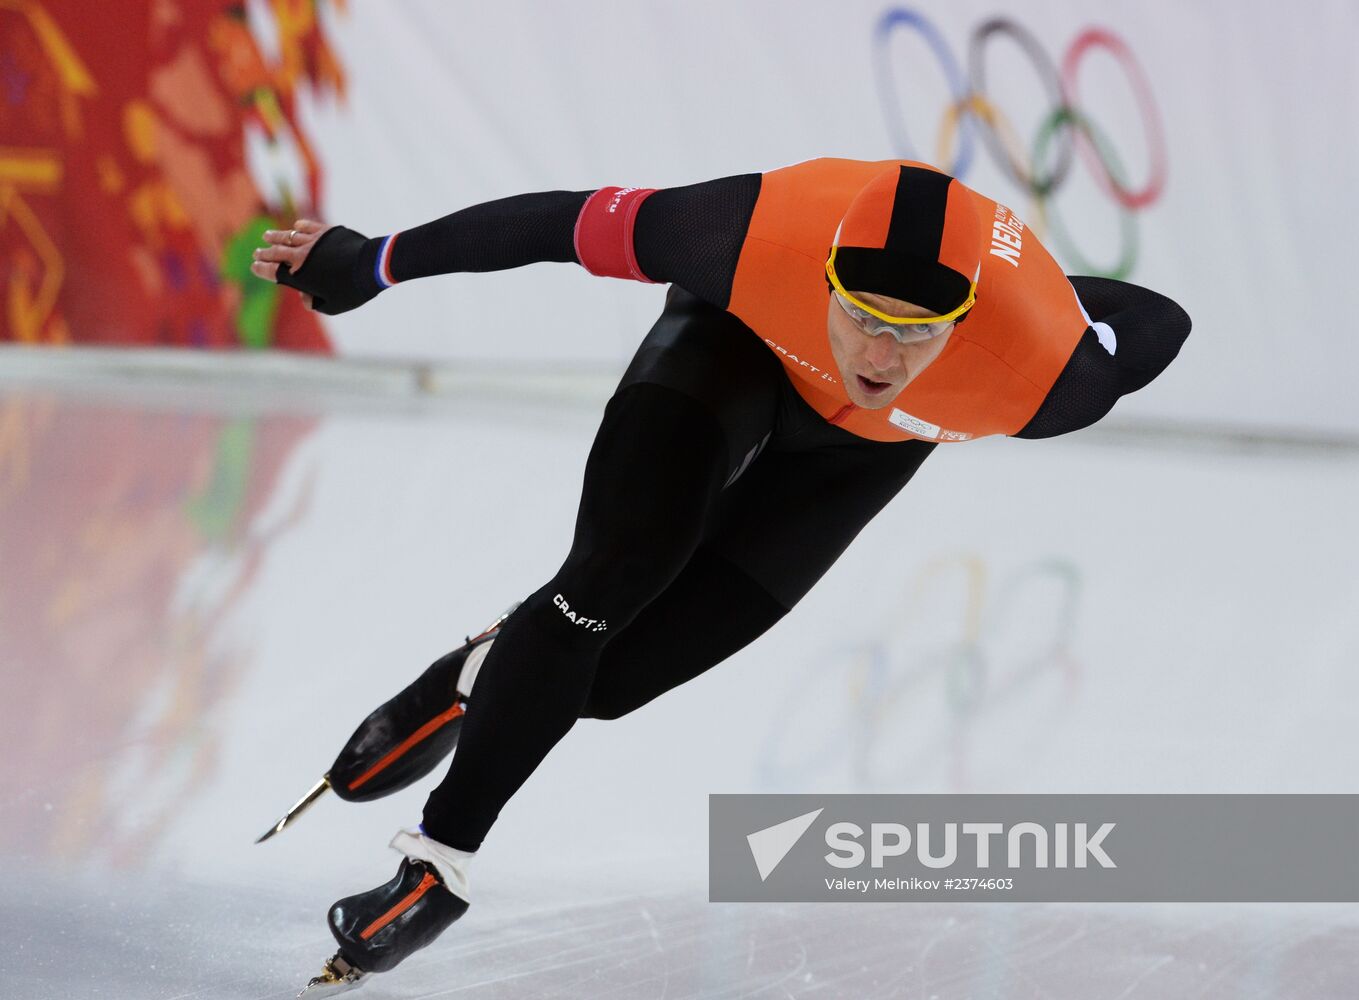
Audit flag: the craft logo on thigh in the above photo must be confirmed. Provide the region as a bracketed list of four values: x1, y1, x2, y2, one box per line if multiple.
[552, 593, 608, 633]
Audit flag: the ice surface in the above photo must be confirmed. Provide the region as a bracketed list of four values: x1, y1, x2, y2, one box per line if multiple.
[2, 380, 1357, 999]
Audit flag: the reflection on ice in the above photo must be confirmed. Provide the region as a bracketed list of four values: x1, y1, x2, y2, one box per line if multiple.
[0, 393, 317, 873]
[4, 863, 1358, 999]
[3, 381, 1358, 999]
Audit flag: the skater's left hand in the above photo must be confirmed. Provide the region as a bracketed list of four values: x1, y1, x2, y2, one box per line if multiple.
[251, 219, 333, 309]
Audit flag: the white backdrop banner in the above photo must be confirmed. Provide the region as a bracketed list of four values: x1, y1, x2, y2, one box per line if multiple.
[285, 0, 1356, 435]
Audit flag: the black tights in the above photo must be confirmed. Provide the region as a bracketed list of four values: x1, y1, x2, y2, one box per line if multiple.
[422, 291, 933, 851]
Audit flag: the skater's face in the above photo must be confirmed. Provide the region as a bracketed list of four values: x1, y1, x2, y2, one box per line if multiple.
[826, 291, 955, 409]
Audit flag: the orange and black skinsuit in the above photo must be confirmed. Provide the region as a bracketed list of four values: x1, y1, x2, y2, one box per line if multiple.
[278, 159, 1190, 852]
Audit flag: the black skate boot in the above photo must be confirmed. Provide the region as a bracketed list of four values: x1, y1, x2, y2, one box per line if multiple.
[256, 604, 517, 843]
[299, 830, 474, 996]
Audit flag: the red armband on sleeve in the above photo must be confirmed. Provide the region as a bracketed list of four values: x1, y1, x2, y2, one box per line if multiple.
[572, 186, 660, 283]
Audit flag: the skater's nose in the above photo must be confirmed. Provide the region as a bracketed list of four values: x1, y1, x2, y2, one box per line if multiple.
[862, 332, 901, 375]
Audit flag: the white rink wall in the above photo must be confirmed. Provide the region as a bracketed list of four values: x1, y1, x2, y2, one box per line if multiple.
[293, 0, 1359, 435]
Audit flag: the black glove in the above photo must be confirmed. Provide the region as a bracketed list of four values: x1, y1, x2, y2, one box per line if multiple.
[277, 225, 385, 316]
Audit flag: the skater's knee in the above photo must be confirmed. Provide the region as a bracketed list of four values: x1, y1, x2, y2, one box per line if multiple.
[579, 684, 633, 721]
[554, 548, 685, 624]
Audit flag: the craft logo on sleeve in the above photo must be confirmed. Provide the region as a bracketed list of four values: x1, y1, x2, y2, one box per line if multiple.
[763, 339, 838, 383]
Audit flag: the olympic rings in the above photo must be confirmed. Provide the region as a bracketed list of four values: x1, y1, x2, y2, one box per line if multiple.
[968, 18, 1074, 197]
[936, 95, 1031, 200]
[872, 8, 976, 178]
[1034, 106, 1139, 279]
[1062, 28, 1168, 209]
[872, 9, 1167, 279]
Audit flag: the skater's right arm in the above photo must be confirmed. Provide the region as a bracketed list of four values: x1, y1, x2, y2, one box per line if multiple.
[249, 177, 761, 315]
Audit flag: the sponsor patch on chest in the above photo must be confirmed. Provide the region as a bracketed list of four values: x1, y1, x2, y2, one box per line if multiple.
[888, 408, 973, 442]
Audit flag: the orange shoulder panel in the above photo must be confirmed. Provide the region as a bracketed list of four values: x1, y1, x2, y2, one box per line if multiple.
[726, 160, 1091, 443]
[729, 158, 926, 330]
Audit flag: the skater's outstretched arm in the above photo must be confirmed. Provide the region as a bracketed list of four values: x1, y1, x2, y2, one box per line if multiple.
[1014, 276, 1192, 439]
[248, 176, 761, 315]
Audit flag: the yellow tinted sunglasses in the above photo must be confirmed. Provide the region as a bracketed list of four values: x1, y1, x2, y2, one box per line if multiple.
[824, 244, 977, 343]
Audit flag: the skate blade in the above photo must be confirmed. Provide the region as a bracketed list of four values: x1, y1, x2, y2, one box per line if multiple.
[255, 775, 332, 844]
[298, 952, 366, 997]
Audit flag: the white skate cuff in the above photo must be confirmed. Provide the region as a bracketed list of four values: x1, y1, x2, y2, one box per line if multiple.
[390, 828, 475, 903]
[457, 638, 495, 698]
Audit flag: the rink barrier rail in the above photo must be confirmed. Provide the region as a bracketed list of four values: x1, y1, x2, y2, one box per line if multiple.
[2, 343, 1357, 454]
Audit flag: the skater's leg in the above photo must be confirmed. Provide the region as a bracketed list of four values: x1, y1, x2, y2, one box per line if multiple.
[582, 422, 935, 719]
[580, 545, 788, 720]
[422, 290, 783, 850]
[705, 436, 936, 611]
[421, 383, 734, 850]
[420, 291, 786, 850]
